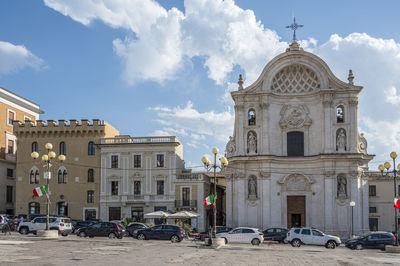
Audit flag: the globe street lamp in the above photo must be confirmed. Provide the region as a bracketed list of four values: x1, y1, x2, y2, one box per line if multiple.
[378, 151, 399, 246]
[202, 147, 228, 240]
[31, 143, 66, 230]
[349, 201, 355, 238]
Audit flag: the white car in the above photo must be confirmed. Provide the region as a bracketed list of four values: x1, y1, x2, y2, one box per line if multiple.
[18, 216, 72, 236]
[217, 227, 264, 245]
[286, 227, 341, 249]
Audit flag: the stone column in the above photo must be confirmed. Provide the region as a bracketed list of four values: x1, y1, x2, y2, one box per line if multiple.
[225, 174, 233, 227]
[260, 98, 269, 154]
[348, 99, 358, 153]
[323, 95, 333, 153]
[324, 171, 335, 232]
[235, 103, 245, 155]
[361, 173, 369, 233]
[261, 171, 271, 229]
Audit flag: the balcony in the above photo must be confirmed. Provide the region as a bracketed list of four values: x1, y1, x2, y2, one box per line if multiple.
[127, 195, 145, 201]
[101, 136, 179, 144]
[175, 200, 197, 208]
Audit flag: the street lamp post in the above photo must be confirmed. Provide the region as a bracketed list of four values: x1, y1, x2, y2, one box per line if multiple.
[378, 151, 399, 246]
[201, 147, 228, 239]
[349, 201, 355, 238]
[31, 143, 66, 230]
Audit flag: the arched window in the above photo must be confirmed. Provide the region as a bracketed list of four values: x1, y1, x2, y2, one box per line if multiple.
[59, 141, 66, 155]
[287, 131, 304, 156]
[336, 105, 344, 123]
[248, 109, 256, 126]
[58, 170, 63, 184]
[88, 169, 94, 183]
[32, 142, 38, 153]
[63, 170, 67, 184]
[88, 141, 95, 155]
[28, 202, 40, 214]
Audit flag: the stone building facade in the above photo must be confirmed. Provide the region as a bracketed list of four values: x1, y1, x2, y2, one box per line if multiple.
[98, 136, 184, 223]
[368, 172, 400, 232]
[13, 119, 119, 220]
[0, 87, 42, 215]
[225, 42, 374, 238]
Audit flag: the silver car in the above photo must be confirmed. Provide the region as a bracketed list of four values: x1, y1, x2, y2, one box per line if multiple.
[286, 227, 341, 249]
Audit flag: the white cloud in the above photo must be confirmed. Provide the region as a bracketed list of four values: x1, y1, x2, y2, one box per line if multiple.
[0, 41, 44, 74]
[385, 87, 400, 104]
[44, 0, 286, 85]
[149, 101, 234, 143]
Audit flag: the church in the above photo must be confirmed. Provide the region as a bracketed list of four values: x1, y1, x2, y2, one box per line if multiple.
[224, 41, 374, 238]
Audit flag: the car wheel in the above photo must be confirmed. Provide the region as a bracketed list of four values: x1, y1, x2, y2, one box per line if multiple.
[291, 239, 301, 247]
[108, 233, 116, 239]
[137, 233, 146, 240]
[79, 231, 86, 238]
[19, 227, 28, 235]
[223, 238, 228, 244]
[170, 235, 179, 243]
[355, 244, 363, 250]
[326, 240, 336, 249]
[251, 238, 261, 246]
[61, 233, 68, 237]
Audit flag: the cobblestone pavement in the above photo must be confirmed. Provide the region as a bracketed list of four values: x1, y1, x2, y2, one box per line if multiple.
[0, 233, 400, 266]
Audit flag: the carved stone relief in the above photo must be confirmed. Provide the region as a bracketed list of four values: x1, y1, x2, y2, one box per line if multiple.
[336, 128, 347, 151]
[247, 131, 257, 154]
[358, 132, 368, 155]
[285, 174, 310, 191]
[337, 175, 347, 198]
[248, 176, 257, 198]
[226, 136, 236, 157]
[279, 104, 312, 129]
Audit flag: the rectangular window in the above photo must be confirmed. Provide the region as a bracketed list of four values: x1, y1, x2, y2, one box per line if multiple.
[157, 154, 164, 167]
[369, 207, 377, 213]
[8, 140, 14, 154]
[8, 110, 15, 125]
[7, 168, 13, 178]
[369, 218, 378, 231]
[157, 180, 164, 195]
[131, 207, 144, 222]
[111, 155, 119, 168]
[369, 185, 376, 197]
[111, 181, 119, 196]
[134, 181, 141, 195]
[6, 186, 13, 203]
[87, 190, 94, 203]
[182, 187, 190, 206]
[134, 155, 141, 168]
[287, 131, 304, 156]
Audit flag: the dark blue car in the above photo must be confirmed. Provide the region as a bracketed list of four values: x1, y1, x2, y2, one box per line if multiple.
[134, 225, 185, 242]
[345, 232, 395, 250]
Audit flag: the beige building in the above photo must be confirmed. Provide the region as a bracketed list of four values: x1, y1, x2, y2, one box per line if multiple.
[368, 172, 399, 232]
[13, 119, 118, 220]
[0, 87, 42, 215]
[174, 170, 226, 232]
[99, 136, 184, 222]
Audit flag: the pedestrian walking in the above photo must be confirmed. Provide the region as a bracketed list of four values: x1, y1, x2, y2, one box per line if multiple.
[2, 216, 11, 235]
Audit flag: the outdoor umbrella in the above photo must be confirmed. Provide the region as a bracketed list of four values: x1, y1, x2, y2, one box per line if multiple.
[168, 211, 200, 219]
[143, 211, 170, 219]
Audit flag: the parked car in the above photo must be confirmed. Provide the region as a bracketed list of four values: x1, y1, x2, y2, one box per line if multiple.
[17, 216, 72, 236]
[286, 227, 341, 249]
[263, 228, 288, 243]
[126, 222, 149, 236]
[76, 222, 124, 239]
[217, 227, 264, 245]
[72, 220, 99, 234]
[345, 232, 396, 250]
[134, 225, 185, 242]
[197, 226, 233, 241]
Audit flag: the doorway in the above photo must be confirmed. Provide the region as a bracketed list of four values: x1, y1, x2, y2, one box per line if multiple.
[109, 207, 121, 221]
[287, 196, 305, 228]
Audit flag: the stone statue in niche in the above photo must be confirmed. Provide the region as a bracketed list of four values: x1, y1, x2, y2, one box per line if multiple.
[336, 129, 347, 151]
[337, 176, 347, 197]
[248, 176, 257, 198]
[226, 136, 236, 157]
[247, 131, 257, 153]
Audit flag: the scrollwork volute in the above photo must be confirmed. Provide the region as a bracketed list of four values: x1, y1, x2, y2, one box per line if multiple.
[226, 136, 236, 157]
[358, 132, 368, 155]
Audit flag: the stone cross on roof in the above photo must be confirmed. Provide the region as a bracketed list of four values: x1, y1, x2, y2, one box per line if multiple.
[286, 17, 303, 43]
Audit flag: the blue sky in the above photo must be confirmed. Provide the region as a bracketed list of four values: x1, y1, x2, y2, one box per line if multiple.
[1, 0, 400, 170]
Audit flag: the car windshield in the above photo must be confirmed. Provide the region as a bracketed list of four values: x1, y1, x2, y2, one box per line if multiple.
[355, 233, 369, 239]
[62, 218, 71, 223]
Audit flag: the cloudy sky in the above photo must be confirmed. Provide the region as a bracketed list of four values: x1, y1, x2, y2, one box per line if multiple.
[1, 0, 400, 170]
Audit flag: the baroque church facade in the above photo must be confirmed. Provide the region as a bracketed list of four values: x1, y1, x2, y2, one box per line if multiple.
[225, 42, 374, 237]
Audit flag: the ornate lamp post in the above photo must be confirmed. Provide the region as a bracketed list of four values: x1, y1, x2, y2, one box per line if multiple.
[31, 143, 66, 230]
[201, 147, 228, 239]
[378, 151, 399, 246]
[349, 201, 355, 238]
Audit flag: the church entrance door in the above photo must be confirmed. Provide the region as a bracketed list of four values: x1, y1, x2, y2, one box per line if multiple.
[287, 196, 305, 228]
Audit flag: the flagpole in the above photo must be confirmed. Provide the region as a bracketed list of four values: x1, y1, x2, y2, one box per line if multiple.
[46, 160, 50, 230]
[393, 159, 398, 246]
[213, 152, 217, 238]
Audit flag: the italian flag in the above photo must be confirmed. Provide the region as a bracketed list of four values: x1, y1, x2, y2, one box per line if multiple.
[204, 194, 216, 208]
[33, 185, 48, 197]
[394, 198, 400, 209]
